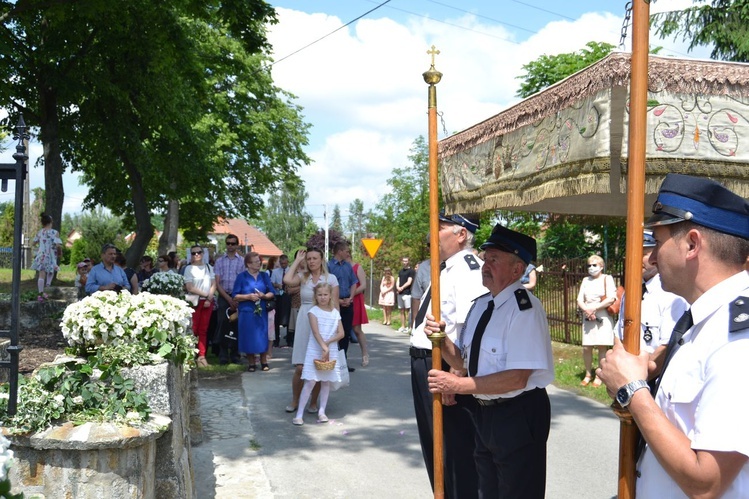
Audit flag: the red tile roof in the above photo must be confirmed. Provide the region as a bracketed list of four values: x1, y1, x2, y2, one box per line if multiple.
[212, 219, 283, 258]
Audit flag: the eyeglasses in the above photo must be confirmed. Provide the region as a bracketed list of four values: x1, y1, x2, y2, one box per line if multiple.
[226, 242, 238, 246]
[191, 251, 203, 256]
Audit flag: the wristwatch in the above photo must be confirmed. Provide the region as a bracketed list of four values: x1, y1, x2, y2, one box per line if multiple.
[616, 379, 649, 407]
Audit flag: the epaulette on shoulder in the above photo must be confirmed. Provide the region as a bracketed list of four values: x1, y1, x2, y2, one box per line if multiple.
[729, 296, 749, 333]
[464, 254, 480, 270]
[515, 288, 532, 311]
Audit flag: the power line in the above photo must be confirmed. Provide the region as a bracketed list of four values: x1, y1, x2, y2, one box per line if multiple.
[426, 0, 537, 34]
[269, 0, 393, 68]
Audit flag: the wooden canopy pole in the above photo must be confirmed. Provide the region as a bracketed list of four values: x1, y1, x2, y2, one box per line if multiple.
[423, 45, 445, 499]
[615, 1, 650, 498]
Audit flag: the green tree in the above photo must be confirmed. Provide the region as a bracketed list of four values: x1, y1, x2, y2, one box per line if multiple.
[73, 209, 127, 264]
[330, 205, 343, 233]
[369, 136, 431, 265]
[255, 182, 317, 254]
[0, 1, 310, 267]
[0, 202, 13, 247]
[346, 198, 366, 258]
[516, 41, 615, 98]
[652, 0, 749, 61]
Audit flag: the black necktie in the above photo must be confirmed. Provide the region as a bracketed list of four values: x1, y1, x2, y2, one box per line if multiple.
[637, 309, 693, 461]
[468, 300, 495, 377]
[651, 309, 693, 396]
[413, 261, 446, 328]
[282, 268, 286, 292]
[642, 281, 648, 300]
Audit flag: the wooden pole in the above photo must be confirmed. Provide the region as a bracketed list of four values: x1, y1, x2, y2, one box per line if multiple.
[617, 1, 650, 498]
[423, 45, 445, 499]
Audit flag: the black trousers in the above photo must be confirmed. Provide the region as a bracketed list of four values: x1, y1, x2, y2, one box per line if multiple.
[273, 293, 291, 343]
[410, 350, 479, 499]
[337, 303, 353, 355]
[214, 295, 239, 363]
[469, 388, 550, 499]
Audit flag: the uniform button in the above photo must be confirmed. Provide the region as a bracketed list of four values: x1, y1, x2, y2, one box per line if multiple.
[491, 348, 496, 353]
[736, 299, 745, 306]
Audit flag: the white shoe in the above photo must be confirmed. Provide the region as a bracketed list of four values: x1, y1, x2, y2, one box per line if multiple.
[397, 327, 405, 333]
[292, 418, 304, 426]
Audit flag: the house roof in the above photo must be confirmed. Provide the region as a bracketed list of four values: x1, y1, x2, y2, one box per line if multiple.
[211, 219, 283, 258]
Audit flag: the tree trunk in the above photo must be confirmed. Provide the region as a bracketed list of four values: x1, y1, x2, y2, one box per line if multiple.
[121, 155, 154, 268]
[159, 194, 179, 255]
[38, 86, 64, 234]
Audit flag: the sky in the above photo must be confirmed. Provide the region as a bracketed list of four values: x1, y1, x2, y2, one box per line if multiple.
[0, 0, 711, 225]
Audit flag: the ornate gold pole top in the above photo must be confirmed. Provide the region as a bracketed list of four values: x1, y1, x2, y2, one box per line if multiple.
[423, 45, 443, 85]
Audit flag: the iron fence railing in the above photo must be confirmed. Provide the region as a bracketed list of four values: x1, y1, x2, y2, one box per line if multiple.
[535, 258, 623, 345]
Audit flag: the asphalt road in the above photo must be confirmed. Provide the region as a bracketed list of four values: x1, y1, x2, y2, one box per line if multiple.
[193, 321, 619, 498]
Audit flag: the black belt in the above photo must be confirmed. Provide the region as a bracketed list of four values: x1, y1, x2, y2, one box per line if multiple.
[474, 387, 542, 407]
[409, 346, 431, 359]
[475, 397, 511, 406]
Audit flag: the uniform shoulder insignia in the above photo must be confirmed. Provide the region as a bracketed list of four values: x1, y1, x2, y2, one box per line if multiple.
[515, 289, 532, 311]
[464, 254, 480, 270]
[729, 296, 749, 333]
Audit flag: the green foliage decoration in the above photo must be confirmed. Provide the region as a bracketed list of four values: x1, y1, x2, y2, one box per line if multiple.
[0, 290, 196, 434]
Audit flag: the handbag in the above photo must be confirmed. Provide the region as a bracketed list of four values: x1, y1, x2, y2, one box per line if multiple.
[226, 308, 238, 323]
[265, 297, 276, 312]
[331, 350, 350, 391]
[603, 276, 620, 316]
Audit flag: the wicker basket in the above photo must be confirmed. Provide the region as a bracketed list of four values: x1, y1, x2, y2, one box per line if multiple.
[313, 359, 337, 371]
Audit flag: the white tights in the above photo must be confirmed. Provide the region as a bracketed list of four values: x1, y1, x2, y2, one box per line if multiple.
[296, 380, 330, 419]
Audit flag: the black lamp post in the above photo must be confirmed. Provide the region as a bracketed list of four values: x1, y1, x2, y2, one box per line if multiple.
[0, 114, 29, 415]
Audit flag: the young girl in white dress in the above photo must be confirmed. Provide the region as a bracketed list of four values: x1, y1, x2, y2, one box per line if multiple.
[293, 282, 344, 426]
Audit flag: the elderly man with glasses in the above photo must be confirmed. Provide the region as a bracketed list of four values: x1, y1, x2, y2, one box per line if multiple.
[85, 243, 131, 295]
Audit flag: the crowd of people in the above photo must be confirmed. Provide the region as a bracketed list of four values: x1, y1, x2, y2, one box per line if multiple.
[31, 172, 749, 497]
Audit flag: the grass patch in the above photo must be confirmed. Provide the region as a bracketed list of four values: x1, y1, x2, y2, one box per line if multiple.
[249, 438, 261, 451]
[551, 341, 612, 405]
[0, 267, 77, 295]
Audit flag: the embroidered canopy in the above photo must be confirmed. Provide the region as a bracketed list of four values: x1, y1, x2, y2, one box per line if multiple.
[439, 52, 749, 216]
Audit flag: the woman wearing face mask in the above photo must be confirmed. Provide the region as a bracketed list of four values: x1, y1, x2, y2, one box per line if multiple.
[576, 255, 616, 387]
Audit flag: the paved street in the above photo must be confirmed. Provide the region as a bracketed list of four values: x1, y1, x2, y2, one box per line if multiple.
[194, 321, 619, 498]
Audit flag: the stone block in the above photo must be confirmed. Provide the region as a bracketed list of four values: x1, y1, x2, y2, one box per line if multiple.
[6, 415, 169, 498]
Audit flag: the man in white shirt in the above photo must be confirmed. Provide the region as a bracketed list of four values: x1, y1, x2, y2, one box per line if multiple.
[598, 174, 749, 498]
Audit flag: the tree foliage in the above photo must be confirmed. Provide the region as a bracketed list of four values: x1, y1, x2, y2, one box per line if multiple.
[255, 182, 317, 255]
[330, 205, 343, 233]
[652, 0, 749, 62]
[0, 202, 13, 247]
[369, 136, 431, 269]
[72, 209, 128, 264]
[0, 0, 310, 267]
[516, 41, 615, 98]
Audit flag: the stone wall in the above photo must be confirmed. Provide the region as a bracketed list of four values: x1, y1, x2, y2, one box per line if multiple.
[7, 416, 169, 498]
[6, 360, 199, 499]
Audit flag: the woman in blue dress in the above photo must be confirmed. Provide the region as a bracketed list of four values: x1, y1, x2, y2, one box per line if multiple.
[233, 252, 276, 372]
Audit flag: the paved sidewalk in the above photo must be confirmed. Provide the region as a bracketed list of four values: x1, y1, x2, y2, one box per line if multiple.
[193, 322, 619, 498]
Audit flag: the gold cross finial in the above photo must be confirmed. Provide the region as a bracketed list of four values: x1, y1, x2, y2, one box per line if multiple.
[427, 45, 440, 68]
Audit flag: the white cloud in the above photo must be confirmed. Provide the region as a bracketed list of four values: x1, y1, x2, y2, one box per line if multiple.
[268, 3, 717, 221]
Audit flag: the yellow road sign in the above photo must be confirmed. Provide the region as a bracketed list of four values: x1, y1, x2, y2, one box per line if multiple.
[361, 238, 383, 259]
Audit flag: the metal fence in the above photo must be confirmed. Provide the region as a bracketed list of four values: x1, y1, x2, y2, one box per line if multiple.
[0, 247, 32, 269]
[534, 257, 623, 345]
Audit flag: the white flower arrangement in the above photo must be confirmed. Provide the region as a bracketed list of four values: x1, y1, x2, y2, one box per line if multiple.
[141, 271, 186, 299]
[0, 435, 14, 482]
[60, 290, 196, 365]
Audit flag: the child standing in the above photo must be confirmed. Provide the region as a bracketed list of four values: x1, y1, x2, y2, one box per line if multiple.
[293, 282, 344, 426]
[30, 214, 62, 301]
